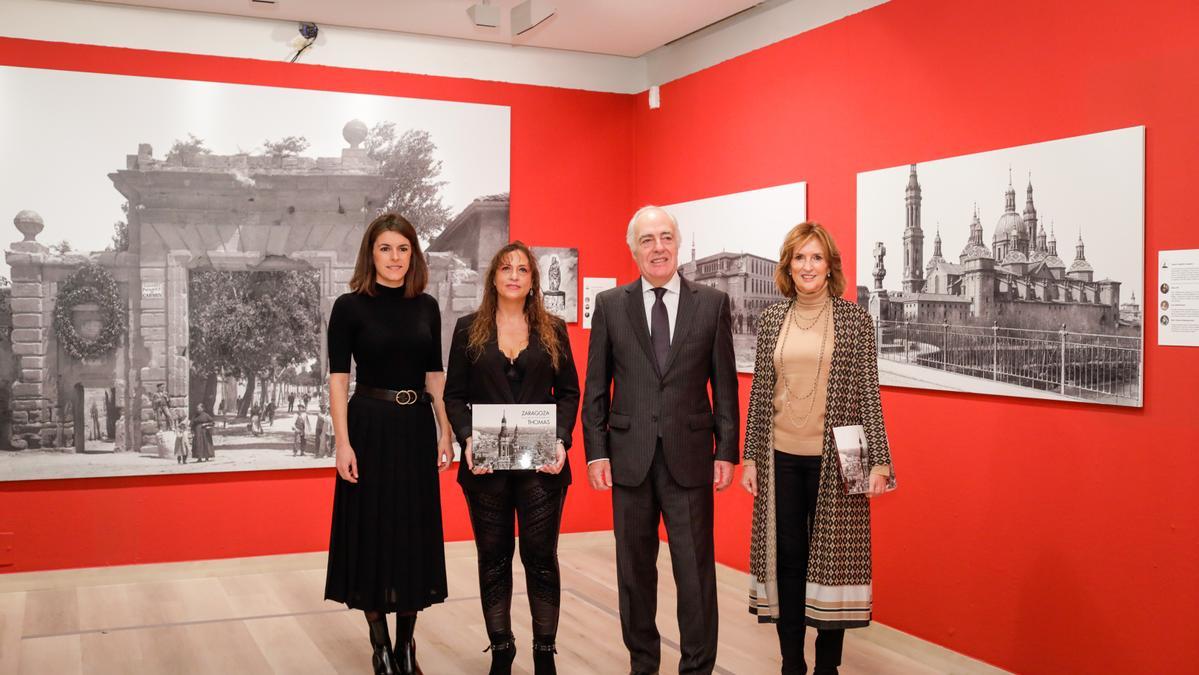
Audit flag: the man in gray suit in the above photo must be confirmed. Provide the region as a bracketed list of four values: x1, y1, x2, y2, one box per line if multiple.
[583, 206, 739, 674]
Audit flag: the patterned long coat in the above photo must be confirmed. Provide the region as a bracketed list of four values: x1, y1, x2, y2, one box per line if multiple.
[744, 296, 894, 629]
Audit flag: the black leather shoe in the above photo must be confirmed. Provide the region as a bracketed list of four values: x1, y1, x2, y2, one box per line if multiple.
[532, 640, 557, 675]
[395, 639, 420, 675]
[372, 643, 399, 675]
[486, 638, 516, 675]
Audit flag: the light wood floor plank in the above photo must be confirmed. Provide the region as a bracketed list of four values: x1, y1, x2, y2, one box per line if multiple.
[244, 615, 338, 674]
[80, 626, 145, 675]
[2, 532, 1008, 674]
[21, 586, 78, 637]
[19, 633, 81, 675]
[0, 591, 25, 675]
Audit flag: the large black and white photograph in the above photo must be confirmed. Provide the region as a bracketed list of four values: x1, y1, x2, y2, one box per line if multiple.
[470, 404, 556, 471]
[663, 181, 807, 373]
[0, 65, 510, 481]
[856, 126, 1144, 407]
[532, 246, 578, 323]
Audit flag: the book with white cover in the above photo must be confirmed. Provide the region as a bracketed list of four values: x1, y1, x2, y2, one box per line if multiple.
[471, 404, 557, 470]
[831, 425, 896, 494]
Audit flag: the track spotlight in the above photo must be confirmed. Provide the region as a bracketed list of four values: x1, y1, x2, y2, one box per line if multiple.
[511, 0, 555, 36]
[467, 1, 501, 28]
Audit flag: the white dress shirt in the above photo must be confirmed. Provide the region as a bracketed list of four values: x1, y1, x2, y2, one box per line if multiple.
[642, 272, 681, 343]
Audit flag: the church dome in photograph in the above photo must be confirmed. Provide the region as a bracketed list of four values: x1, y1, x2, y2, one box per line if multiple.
[995, 210, 1026, 243]
[1068, 258, 1094, 274]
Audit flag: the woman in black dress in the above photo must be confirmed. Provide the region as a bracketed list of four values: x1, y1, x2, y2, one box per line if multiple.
[324, 213, 455, 675]
[445, 241, 580, 675]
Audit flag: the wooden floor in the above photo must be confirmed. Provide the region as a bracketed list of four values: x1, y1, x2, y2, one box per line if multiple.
[0, 532, 1007, 674]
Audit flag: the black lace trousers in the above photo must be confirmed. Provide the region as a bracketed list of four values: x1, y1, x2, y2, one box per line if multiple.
[464, 474, 567, 642]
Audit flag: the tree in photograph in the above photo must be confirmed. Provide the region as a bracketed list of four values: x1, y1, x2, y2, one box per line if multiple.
[49, 240, 72, 255]
[106, 202, 130, 252]
[166, 133, 211, 165]
[364, 122, 452, 240]
[261, 136, 310, 158]
[188, 269, 321, 417]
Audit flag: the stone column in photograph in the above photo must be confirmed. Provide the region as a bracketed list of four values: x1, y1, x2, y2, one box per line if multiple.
[138, 263, 167, 449]
[7, 210, 50, 449]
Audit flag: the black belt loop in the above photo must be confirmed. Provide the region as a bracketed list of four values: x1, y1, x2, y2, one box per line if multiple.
[354, 384, 432, 406]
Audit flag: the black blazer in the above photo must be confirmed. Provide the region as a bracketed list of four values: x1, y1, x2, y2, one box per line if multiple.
[581, 276, 740, 488]
[445, 312, 581, 495]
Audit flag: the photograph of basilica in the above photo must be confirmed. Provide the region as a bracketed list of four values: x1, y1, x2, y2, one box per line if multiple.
[0, 65, 510, 481]
[470, 404, 556, 471]
[856, 126, 1144, 407]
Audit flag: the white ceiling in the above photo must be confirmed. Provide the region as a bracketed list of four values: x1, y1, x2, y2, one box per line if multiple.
[88, 0, 765, 58]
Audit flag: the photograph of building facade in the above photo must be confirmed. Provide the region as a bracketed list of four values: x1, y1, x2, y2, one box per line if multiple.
[678, 245, 781, 336]
[0, 66, 509, 481]
[470, 404, 556, 471]
[857, 127, 1144, 407]
[664, 181, 806, 373]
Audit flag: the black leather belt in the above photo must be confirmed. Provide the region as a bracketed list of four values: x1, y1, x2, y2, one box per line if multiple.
[354, 384, 432, 406]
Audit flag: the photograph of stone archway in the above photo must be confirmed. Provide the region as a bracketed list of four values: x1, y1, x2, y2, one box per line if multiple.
[0, 66, 509, 481]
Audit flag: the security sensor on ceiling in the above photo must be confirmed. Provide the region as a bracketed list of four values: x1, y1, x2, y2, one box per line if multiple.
[467, 1, 501, 28]
[511, 0, 555, 36]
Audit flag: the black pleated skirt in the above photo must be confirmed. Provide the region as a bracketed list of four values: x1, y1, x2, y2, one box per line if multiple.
[324, 395, 448, 612]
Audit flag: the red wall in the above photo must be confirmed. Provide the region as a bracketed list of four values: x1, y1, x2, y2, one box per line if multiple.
[0, 37, 635, 572]
[4, 0, 1199, 671]
[634, 1, 1199, 673]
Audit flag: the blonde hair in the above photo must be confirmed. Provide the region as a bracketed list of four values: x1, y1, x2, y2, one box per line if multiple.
[775, 221, 846, 298]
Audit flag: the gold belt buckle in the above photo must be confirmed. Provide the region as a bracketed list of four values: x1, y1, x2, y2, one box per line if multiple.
[394, 390, 417, 405]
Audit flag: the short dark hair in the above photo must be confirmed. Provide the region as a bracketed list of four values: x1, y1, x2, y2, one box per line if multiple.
[349, 213, 428, 297]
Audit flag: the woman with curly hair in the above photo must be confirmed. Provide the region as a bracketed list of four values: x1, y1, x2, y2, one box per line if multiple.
[445, 241, 580, 674]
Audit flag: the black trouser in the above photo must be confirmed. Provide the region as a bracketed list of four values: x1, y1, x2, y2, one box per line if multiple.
[775, 451, 844, 675]
[464, 473, 567, 644]
[613, 445, 718, 675]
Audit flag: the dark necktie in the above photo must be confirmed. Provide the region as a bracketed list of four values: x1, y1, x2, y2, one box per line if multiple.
[651, 287, 670, 371]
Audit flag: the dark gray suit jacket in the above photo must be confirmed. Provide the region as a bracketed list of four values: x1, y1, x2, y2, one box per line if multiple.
[582, 276, 739, 488]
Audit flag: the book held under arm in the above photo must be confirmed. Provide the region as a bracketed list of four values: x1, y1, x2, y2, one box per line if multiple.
[832, 424, 897, 495]
[470, 404, 558, 470]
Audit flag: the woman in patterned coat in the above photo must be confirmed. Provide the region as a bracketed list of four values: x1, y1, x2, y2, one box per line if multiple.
[740, 221, 895, 675]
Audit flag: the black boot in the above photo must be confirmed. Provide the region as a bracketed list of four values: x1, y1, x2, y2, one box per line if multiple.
[777, 620, 807, 675]
[394, 612, 421, 675]
[532, 637, 557, 675]
[365, 612, 398, 675]
[485, 632, 516, 675]
[812, 627, 844, 675]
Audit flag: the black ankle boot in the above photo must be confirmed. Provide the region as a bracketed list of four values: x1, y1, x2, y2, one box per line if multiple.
[777, 621, 807, 675]
[532, 638, 557, 675]
[394, 613, 420, 675]
[485, 633, 516, 675]
[365, 613, 398, 675]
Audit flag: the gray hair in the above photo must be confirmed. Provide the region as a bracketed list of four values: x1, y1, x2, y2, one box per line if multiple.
[626, 205, 680, 254]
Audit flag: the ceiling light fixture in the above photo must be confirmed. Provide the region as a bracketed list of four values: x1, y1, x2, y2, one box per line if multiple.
[467, 0, 501, 28]
[511, 0, 555, 36]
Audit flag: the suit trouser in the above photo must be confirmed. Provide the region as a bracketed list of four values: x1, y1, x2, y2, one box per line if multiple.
[612, 443, 717, 674]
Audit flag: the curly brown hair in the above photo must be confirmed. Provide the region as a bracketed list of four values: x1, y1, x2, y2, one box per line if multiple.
[468, 241, 565, 369]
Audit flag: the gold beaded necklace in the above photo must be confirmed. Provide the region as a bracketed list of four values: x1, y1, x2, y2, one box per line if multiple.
[776, 296, 832, 429]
